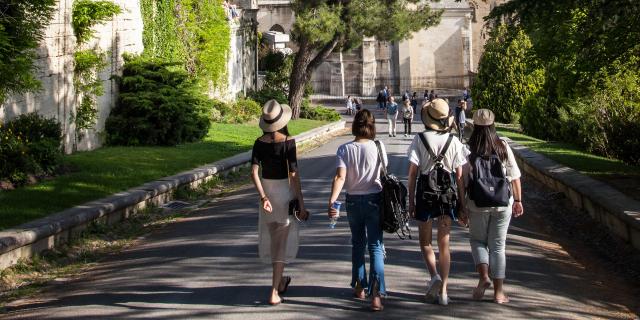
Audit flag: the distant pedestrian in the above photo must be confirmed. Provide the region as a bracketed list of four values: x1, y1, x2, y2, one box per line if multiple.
[328, 109, 388, 311]
[355, 97, 363, 111]
[386, 96, 398, 137]
[346, 95, 354, 115]
[402, 99, 414, 137]
[407, 98, 467, 306]
[402, 90, 410, 102]
[377, 90, 386, 110]
[411, 92, 419, 113]
[455, 100, 467, 141]
[463, 87, 470, 101]
[429, 90, 435, 102]
[424, 90, 429, 100]
[251, 100, 309, 306]
[463, 109, 523, 305]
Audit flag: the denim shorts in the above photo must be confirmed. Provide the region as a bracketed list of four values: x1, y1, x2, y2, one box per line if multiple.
[415, 175, 458, 222]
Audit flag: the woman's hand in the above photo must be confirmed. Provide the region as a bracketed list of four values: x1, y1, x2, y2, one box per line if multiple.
[328, 203, 338, 218]
[408, 202, 416, 219]
[262, 197, 273, 213]
[457, 206, 469, 227]
[513, 202, 524, 217]
[298, 201, 309, 221]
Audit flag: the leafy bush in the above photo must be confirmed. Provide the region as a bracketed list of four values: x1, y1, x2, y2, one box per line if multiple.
[299, 99, 340, 122]
[210, 98, 262, 124]
[105, 56, 212, 146]
[0, 113, 62, 184]
[472, 24, 544, 124]
[249, 87, 289, 106]
[72, 0, 122, 45]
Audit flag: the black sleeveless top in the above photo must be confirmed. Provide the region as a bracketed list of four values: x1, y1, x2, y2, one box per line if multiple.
[251, 138, 298, 179]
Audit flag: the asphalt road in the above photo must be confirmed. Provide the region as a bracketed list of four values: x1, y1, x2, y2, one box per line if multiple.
[2, 107, 637, 319]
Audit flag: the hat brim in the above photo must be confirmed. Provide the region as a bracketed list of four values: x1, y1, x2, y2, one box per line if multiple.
[421, 107, 454, 132]
[259, 104, 293, 132]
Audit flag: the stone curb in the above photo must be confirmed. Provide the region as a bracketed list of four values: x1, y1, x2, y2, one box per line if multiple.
[0, 120, 346, 270]
[465, 120, 640, 250]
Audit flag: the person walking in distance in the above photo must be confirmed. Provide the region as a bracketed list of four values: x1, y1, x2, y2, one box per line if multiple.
[250, 100, 309, 305]
[386, 96, 399, 137]
[377, 89, 386, 110]
[402, 99, 414, 137]
[411, 92, 419, 114]
[328, 109, 389, 311]
[462, 109, 523, 304]
[407, 99, 467, 306]
[456, 99, 467, 142]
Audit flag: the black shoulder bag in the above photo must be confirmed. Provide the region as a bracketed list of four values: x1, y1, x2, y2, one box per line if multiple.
[374, 141, 411, 239]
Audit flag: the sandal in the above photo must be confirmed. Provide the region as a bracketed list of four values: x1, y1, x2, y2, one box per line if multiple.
[354, 280, 366, 299]
[494, 295, 510, 304]
[472, 281, 491, 300]
[370, 279, 384, 312]
[278, 276, 292, 295]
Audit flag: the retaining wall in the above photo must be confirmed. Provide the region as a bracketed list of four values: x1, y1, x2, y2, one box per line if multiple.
[0, 120, 346, 270]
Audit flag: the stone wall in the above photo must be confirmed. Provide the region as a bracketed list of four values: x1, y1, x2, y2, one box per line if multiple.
[0, 0, 144, 153]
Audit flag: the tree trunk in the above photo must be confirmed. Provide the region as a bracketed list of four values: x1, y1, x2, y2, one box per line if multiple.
[288, 35, 342, 119]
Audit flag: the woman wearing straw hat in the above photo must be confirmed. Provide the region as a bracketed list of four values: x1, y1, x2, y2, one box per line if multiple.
[406, 98, 468, 306]
[464, 109, 523, 304]
[250, 99, 309, 305]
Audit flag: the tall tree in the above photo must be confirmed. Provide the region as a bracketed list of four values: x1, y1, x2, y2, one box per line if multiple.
[287, 0, 442, 118]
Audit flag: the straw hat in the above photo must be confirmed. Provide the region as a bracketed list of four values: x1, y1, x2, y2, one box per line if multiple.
[473, 109, 495, 126]
[259, 99, 292, 132]
[421, 98, 454, 131]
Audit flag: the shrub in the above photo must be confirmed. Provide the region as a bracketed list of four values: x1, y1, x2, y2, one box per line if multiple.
[0, 113, 62, 184]
[299, 99, 340, 122]
[210, 98, 262, 124]
[105, 56, 211, 146]
[249, 87, 288, 106]
[72, 0, 122, 45]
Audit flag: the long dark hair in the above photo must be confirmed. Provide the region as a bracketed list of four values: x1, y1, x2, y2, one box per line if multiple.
[352, 109, 376, 139]
[263, 126, 290, 140]
[468, 124, 508, 161]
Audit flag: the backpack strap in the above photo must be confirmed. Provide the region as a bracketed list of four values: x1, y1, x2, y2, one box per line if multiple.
[437, 134, 454, 162]
[374, 140, 388, 178]
[418, 133, 438, 160]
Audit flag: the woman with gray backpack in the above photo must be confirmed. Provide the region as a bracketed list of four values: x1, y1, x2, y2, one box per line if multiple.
[462, 109, 524, 304]
[407, 99, 468, 306]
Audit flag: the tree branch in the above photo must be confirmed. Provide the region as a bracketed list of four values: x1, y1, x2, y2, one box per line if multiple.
[306, 33, 342, 75]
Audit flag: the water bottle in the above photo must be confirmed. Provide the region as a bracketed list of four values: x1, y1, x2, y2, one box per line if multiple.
[329, 201, 341, 229]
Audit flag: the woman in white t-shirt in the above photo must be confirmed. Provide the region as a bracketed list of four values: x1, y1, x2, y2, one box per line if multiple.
[407, 99, 467, 306]
[463, 109, 523, 304]
[328, 109, 388, 311]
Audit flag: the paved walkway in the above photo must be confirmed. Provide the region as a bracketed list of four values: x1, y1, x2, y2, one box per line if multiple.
[2, 110, 637, 319]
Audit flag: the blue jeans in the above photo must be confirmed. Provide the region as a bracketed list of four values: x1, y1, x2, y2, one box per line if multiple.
[346, 192, 386, 296]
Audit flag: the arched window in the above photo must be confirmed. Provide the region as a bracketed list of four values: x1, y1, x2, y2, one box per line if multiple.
[269, 24, 285, 33]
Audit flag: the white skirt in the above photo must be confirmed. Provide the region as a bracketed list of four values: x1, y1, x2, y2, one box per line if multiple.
[258, 178, 299, 264]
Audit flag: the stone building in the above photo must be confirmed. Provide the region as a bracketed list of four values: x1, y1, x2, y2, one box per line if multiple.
[1, 0, 258, 153]
[256, 0, 508, 96]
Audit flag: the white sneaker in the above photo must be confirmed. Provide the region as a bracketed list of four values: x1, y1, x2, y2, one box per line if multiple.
[425, 274, 442, 302]
[438, 293, 449, 306]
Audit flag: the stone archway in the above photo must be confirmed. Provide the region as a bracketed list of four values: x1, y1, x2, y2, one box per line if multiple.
[269, 24, 285, 33]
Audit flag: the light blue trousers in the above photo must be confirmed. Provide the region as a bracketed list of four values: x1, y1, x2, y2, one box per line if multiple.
[468, 208, 512, 279]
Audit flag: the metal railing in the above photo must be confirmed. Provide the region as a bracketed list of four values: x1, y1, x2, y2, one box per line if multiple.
[309, 75, 474, 96]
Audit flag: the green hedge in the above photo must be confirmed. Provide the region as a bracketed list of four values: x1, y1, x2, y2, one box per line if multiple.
[0, 113, 62, 185]
[211, 98, 262, 124]
[300, 99, 340, 122]
[105, 56, 211, 146]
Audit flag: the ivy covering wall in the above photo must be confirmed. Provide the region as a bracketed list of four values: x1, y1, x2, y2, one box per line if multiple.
[140, 0, 231, 90]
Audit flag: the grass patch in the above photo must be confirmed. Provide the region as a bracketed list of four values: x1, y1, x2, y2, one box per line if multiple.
[0, 119, 327, 230]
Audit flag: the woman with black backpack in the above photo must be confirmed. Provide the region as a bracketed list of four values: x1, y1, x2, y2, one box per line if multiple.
[463, 109, 523, 304]
[407, 99, 468, 306]
[327, 109, 388, 311]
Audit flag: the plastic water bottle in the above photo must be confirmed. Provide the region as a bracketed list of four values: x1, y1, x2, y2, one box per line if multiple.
[329, 201, 341, 229]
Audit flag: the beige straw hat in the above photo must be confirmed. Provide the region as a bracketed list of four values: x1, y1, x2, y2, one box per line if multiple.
[259, 99, 292, 132]
[472, 109, 495, 126]
[421, 98, 454, 132]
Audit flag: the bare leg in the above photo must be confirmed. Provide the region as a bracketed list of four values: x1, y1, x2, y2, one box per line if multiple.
[473, 263, 492, 300]
[493, 278, 509, 303]
[418, 220, 437, 277]
[437, 217, 452, 296]
[270, 262, 284, 304]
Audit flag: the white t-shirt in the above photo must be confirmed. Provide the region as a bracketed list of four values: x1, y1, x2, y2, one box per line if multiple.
[336, 140, 388, 195]
[407, 131, 468, 173]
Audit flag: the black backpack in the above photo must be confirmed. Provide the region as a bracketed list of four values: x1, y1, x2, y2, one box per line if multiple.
[469, 152, 511, 207]
[374, 141, 411, 239]
[417, 133, 458, 215]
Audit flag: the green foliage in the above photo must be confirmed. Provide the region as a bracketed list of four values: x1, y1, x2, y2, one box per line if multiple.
[73, 50, 108, 133]
[71, 0, 122, 45]
[249, 87, 289, 106]
[105, 56, 212, 146]
[481, 0, 640, 165]
[210, 98, 262, 124]
[0, 113, 62, 185]
[0, 0, 56, 103]
[140, 0, 231, 89]
[472, 24, 544, 124]
[300, 99, 340, 122]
